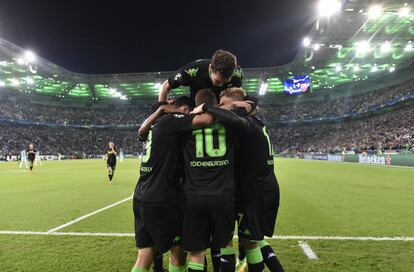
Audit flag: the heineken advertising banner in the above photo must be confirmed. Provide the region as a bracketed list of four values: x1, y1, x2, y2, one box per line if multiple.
[344, 154, 414, 167]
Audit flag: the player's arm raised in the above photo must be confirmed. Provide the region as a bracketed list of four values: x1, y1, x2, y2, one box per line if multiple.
[138, 104, 176, 140]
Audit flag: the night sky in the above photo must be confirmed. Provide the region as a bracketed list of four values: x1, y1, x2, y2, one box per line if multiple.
[0, 0, 314, 74]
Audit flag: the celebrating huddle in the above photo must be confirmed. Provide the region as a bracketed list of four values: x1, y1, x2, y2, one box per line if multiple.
[132, 50, 283, 272]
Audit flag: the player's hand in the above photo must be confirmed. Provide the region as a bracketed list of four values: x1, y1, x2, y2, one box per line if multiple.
[190, 104, 204, 115]
[232, 100, 254, 113]
[159, 104, 177, 113]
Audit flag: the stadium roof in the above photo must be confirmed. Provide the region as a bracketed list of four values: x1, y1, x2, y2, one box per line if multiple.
[0, 1, 413, 101]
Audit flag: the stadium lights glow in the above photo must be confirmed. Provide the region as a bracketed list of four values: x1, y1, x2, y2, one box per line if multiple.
[120, 95, 127, 100]
[389, 66, 396, 73]
[371, 65, 378, 72]
[303, 37, 311, 47]
[399, 7, 410, 17]
[405, 42, 412, 52]
[16, 58, 25, 65]
[335, 65, 342, 72]
[355, 41, 371, 54]
[380, 41, 391, 53]
[24, 51, 36, 62]
[313, 43, 320, 51]
[11, 78, 20, 86]
[353, 65, 360, 72]
[259, 82, 268, 96]
[317, 0, 342, 17]
[26, 78, 35, 85]
[0, 80, 5, 87]
[108, 88, 117, 95]
[368, 5, 382, 18]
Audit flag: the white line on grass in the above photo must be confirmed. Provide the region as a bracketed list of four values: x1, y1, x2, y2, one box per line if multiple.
[46, 196, 132, 233]
[1, 231, 414, 241]
[298, 241, 318, 260]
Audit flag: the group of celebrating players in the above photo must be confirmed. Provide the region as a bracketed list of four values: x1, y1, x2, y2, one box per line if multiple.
[130, 50, 284, 272]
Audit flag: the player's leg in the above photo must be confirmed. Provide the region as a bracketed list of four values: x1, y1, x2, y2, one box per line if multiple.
[152, 252, 165, 272]
[182, 195, 211, 272]
[169, 246, 187, 272]
[236, 241, 247, 272]
[132, 247, 157, 272]
[239, 239, 264, 272]
[209, 195, 236, 272]
[210, 248, 221, 272]
[258, 240, 284, 272]
[29, 160, 34, 173]
[133, 200, 156, 271]
[107, 165, 114, 183]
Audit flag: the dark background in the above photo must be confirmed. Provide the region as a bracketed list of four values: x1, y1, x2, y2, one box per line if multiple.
[0, 0, 314, 74]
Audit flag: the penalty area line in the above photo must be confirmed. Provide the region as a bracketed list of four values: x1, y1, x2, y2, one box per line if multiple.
[46, 196, 133, 233]
[0, 231, 414, 241]
[298, 241, 318, 260]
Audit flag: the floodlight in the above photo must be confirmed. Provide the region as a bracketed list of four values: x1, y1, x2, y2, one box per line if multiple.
[371, 65, 378, 72]
[16, 58, 25, 65]
[259, 82, 268, 96]
[380, 41, 391, 53]
[313, 43, 320, 51]
[353, 65, 360, 72]
[355, 41, 370, 54]
[389, 66, 395, 72]
[0, 80, 5, 87]
[24, 51, 36, 62]
[317, 0, 342, 17]
[26, 78, 35, 85]
[120, 95, 127, 100]
[303, 37, 311, 47]
[405, 42, 412, 52]
[335, 65, 342, 72]
[368, 5, 382, 18]
[109, 88, 117, 95]
[399, 7, 410, 17]
[11, 78, 20, 86]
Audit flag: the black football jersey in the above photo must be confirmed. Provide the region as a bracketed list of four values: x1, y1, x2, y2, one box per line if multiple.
[106, 146, 117, 164]
[182, 122, 236, 195]
[27, 149, 36, 160]
[135, 113, 195, 206]
[168, 59, 243, 100]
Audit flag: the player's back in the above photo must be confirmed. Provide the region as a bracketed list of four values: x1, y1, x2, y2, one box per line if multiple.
[236, 116, 277, 193]
[135, 113, 194, 206]
[182, 121, 236, 195]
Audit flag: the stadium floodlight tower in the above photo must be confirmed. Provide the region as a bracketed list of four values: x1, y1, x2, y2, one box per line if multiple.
[367, 5, 382, 18]
[317, 0, 342, 17]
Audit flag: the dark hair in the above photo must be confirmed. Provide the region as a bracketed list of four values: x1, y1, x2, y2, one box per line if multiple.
[210, 50, 237, 79]
[195, 89, 217, 107]
[175, 96, 195, 109]
[220, 87, 246, 101]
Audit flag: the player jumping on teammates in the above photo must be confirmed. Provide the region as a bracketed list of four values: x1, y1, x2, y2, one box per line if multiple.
[158, 49, 243, 102]
[104, 142, 117, 184]
[27, 144, 36, 174]
[194, 88, 285, 272]
[131, 96, 213, 272]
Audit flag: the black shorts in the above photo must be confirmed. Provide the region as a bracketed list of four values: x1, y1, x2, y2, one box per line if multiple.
[28, 159, 34, 165]
[107, 163, 116, 170]
[182, 194, 235, 252]
[236, 188, 280, 241]
[133, 198, 183, 253]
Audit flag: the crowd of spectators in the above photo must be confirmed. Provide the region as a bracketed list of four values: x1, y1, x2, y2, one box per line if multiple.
[0, 101, 150, 126]
[0, 125, 143, 156]
[1, 79, 413, 156]
[269, 106, 414, 153]
[258, 79, 414, 122]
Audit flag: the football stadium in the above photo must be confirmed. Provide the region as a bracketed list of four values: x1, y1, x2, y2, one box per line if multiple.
[1, 1, 414, 272]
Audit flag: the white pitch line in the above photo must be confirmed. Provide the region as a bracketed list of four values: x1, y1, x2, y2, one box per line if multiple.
[46, 196, 132, 233]
[1, 231, 414, 241]
[298, 241, 318, 260]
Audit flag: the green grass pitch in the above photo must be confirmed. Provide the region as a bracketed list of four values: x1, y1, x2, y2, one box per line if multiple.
[0, 158, 413, 271]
